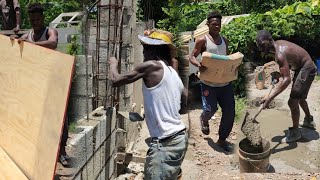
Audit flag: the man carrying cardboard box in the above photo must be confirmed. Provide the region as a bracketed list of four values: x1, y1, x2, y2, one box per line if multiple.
[189, 11, 235, 152]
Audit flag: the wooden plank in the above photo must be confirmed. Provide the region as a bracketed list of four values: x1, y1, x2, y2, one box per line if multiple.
[199, 52, 243, 83]
[0, 146, 28, 180]
[0, 30, 30, 36]
[0, 34, 75, 180]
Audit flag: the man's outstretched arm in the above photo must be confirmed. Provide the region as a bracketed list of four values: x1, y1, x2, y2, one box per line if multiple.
[109, 57, 158, 87]
[32, 28, 58, 49]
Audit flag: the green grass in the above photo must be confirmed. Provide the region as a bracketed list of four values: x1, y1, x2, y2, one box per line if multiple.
[235, 96, 247, 122]
[214, 96, 247, 122]
[68, 121, 78, 133]
[315, 75, 320, 81]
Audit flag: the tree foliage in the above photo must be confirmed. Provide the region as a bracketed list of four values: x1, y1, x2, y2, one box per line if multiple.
[221, 1, 320, 58]
[234, 0, 308, 14]
[137, 0, 170, 25]
[18, 0, 83, 29]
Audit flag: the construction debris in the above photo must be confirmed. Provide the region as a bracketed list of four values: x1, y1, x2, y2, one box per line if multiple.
[254, 61, 280, 89]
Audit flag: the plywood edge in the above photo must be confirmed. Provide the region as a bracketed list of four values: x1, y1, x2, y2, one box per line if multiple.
[0, 146, 28, 180]
[0, 34, 71, 57]
[51, 55, 75, 180]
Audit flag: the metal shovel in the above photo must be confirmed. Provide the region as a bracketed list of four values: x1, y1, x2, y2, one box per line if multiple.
[241, 82, 275, 145]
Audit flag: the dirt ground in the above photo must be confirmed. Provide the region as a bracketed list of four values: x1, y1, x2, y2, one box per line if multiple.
[57, 76, 320, 180]
[125, 77, 320, 180]
[244, 76, 320, 174]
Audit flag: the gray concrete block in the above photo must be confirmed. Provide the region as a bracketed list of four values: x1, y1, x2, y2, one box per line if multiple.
[57, 27, 80, 44]
[105, 129, 117, 159]
[98, 82, 107, 97]
[109, 154, 117, 179]
[104, 154, 116, 179]
[110, 107, 117, 131]
[67, 97, 93, 118]
[67, 114, 84, 122]
[81, 155, 94, 180]
[92, 116, 107, 151]
[91, 143, 104, 178]
[70, 126, 94, 172]
[70, 75, 93, 96]
[96, 166, 106, 180]
[97, 62, 108, 74]
[122, 26, 133, 44]
[74, 55, 93, 75]
[73, 173, 82, 180]
[126, 121, 140, 147]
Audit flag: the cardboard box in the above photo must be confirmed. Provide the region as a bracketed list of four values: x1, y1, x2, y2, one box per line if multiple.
[199, 52, 244, 83]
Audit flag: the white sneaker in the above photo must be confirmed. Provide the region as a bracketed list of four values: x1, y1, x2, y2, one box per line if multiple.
[281, 127, 301, 143]
[300, 115, 316, 129]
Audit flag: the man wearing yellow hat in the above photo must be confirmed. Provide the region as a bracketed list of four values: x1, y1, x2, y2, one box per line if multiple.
[109, 29, 188, 179]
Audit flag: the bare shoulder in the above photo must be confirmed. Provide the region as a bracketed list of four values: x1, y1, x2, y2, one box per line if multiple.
[137, 60, 162, 71]
[276, 40, 301, 49]
[48, 28, 58, 35]
[196, 35, 206, 43]
[194, 36, 206, 50]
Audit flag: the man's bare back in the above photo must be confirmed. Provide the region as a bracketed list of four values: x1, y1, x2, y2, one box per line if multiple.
[256, 30, 316, 143]
[274, 40, 314, 70]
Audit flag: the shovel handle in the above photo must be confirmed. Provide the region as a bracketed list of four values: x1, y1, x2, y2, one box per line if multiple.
[254, 83, 275, 120]
[253, 105, 264, 119]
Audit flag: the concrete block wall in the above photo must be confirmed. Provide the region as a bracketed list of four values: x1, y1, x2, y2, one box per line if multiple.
[68, 55, 93, 121]
[85, 0, 144, 141]
[71, 107, 118, 180]
[122, 21, 145, 148]
[69, 1, 148, 179]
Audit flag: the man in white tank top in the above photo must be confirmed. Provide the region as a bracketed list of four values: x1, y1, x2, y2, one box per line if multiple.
[109, 29, 188, 179]
[10, 3, 58, 49]
[189, 11, 235, 152]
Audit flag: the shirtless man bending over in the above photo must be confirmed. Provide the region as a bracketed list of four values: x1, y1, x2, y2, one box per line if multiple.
[256, 30, 317, 143]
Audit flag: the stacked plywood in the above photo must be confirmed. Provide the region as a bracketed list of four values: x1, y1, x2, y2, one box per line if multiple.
[0, 34, 74, 180]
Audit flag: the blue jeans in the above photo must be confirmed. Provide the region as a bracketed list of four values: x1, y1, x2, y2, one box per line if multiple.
[144, 132, 188, 180]
[200, 83, 235, 141]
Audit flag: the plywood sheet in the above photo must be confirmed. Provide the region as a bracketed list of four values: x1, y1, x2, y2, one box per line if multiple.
[0, 146, 28, 180]
[0, 34, 74, 180]
[199, 52, 243, 83]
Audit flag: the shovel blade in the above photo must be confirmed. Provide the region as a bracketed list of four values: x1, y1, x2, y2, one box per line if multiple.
[118, 111, 144, 122]
[241, 111, 262, 146]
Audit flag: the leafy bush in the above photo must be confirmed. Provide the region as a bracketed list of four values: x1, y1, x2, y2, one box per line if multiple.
[139, 0, 320, 98]
[235, 96, 247, 122]
[18, 0, 83, 29]
[221, 1, 320, 59]
[66, 35, 79, 55]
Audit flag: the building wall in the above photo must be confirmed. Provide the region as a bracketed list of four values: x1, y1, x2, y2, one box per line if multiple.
[69, 0, 148, 179]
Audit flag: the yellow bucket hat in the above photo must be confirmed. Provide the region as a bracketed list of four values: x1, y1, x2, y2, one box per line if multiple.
[138, 29, 177, 58]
